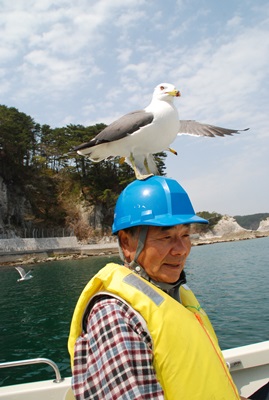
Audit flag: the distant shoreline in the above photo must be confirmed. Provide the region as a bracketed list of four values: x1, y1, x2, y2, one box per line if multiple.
[0, 243, 119, 267]
[192, 230, 269, 246]
[1, 232, 268, 267]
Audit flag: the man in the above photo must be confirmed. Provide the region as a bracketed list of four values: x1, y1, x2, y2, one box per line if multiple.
[68, 176, 250, 399]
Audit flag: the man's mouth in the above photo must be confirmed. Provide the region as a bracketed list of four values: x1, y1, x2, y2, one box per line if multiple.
[163, 263, 182, 268]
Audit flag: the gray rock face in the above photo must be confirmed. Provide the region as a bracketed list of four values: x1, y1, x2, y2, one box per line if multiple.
[257, 217, 269, 232]
[0, 177, 33, 237]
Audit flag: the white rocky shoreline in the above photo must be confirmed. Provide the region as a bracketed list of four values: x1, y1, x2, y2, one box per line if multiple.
[192, 214, 269, 245]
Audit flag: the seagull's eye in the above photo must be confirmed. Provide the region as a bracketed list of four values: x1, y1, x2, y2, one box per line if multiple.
[160, 85, 165, 90]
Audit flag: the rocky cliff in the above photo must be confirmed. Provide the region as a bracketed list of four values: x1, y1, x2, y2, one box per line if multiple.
[207, 215, 248, 237]
[192, 215, 269, 245]
[0, 176, 34, 238]
[257, 217, 269, 232]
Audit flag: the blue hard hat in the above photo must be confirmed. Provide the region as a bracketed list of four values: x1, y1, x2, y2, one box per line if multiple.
[112, 176, 208, 234]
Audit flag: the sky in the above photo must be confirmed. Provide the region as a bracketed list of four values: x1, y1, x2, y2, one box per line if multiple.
[1, 0, 269, 216]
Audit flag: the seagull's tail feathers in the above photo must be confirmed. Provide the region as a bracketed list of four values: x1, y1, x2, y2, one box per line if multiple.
[73, 139, 100, 159]
[73, 138, 97, 152]
[74, 143, 112, 162]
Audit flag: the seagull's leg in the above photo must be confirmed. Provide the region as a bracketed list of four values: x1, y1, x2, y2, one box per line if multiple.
[143, 158, 154, 176]
[168, 147, 178, 156]
[129, 153, 152, 180]
[119, 157, 125, 164]
[129, 153, 140, 179]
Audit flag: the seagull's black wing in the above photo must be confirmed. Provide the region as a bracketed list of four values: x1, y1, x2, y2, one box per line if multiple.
[178, 120, 249, 137]
[74, 110, 154, 151]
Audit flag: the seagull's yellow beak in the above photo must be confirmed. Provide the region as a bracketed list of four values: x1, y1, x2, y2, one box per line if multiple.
[167, 89, 181, 97]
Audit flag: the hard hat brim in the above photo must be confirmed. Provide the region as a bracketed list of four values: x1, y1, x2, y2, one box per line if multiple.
[112, 214, 208, 234]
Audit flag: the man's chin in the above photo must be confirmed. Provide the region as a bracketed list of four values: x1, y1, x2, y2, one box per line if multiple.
[160, 267, 182, 283]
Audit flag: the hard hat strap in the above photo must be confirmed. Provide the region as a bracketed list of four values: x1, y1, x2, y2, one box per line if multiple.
[132, 226, 148, 267]
[117, 226, 148, 270]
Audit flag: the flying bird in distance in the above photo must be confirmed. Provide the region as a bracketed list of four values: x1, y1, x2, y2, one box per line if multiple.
[74, 83, 249, 180]
[15, 266, 33, 282]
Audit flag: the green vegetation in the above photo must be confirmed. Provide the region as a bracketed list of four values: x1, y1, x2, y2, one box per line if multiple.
[197, 211, 223, 227]
[0, 105, 167, 239]
[192, 211, 223, 235]
[234, 214, 269, 230]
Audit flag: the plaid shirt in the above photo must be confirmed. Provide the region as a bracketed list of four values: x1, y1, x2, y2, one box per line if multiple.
[72, 296, 164, 399]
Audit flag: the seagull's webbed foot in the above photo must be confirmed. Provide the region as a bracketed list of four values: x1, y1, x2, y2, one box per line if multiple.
[135, 172, 154, 181]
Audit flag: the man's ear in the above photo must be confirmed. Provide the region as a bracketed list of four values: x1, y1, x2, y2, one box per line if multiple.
[118, 230, 137, 261]
[118, 230, 131, 251]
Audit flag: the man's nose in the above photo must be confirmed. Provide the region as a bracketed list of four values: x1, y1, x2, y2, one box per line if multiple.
[170, 238, 188, 255]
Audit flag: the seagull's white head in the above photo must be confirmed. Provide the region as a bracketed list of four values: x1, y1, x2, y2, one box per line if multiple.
[152, 83, 181, 101]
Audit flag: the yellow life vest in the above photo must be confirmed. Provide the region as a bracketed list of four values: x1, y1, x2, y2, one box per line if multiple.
[68, 263, 240, 400]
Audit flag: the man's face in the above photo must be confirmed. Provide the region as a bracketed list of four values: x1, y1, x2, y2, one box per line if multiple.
[120, 224, 192, 283]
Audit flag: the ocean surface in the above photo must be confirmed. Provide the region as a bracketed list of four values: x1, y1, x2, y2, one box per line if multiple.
[0, 237, 269, 387]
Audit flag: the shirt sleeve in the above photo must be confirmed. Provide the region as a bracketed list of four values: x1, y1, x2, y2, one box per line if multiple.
[72, 296, 164, 400]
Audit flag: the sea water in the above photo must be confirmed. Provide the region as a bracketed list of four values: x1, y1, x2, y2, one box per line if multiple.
[0, 237, 268, 386]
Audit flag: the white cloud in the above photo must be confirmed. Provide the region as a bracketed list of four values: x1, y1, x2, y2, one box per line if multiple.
[226, 15, 243, 28]
[117, 48, 133, 64]
[167, 24, 269, 133]
[115, 10, 146, 28]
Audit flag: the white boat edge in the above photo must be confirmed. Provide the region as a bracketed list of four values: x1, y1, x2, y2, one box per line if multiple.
[224, 340, 269, 398]
[0, 340, 268, 399]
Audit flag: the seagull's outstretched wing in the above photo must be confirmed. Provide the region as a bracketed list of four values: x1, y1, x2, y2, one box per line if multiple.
[178, 120, 249, 137]
[24, 270, 33, 278]
[15, 266, 26, 278]
[74, 110, 154, 153]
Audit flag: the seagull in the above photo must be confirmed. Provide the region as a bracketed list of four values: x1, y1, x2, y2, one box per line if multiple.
[74, 83, 249, 180]
[15, 266, 33, 282]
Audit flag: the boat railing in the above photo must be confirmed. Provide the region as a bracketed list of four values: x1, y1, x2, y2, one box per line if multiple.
[0, 358, 64, 383]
